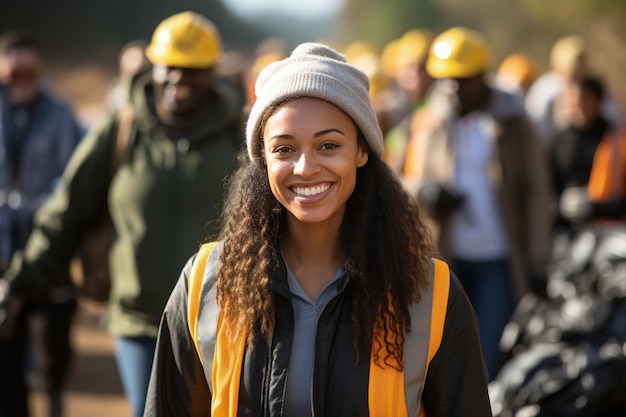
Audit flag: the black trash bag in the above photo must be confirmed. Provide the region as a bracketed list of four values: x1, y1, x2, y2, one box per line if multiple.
[546, 229, 600, 303]
[499, 293, 618, 359]
[591, 228, 626, 300]
[491, 225, 626, 417]
[490, 339, 626, 417]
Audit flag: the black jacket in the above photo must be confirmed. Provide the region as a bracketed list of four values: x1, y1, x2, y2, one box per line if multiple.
[145, 248, 492, 417]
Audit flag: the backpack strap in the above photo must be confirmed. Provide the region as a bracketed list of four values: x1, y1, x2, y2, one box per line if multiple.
[109, 106, 135, 181]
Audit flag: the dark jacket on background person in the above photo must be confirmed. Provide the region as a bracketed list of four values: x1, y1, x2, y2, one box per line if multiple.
[403, 84, 553, 301]
[3, 66, 245, 339]
[0, 86, 84, 270]
[144, 243, 492, 417]
[550, 117, 626, 225]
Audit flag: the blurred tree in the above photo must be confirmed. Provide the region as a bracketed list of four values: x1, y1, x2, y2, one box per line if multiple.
[523, 0, 626, 22]
[0, 0, 266, 125]
[0, 0, 261, 63]
[336, 0, 441, 48]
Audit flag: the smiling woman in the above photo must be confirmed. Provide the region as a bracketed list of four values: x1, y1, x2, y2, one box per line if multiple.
[263, 97, 369, 230]
[143, 42, 493, 417]
[220, 0, 345, 19]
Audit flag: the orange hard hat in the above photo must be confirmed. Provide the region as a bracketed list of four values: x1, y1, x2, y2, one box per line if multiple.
[497, 53, 540, 91]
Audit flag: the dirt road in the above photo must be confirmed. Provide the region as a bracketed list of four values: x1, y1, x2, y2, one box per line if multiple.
[29, 300, 131, 417]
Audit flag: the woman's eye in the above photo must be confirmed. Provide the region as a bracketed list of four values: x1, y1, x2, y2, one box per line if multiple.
[320, 142, 339, 151]
[274, 145, 292, 154]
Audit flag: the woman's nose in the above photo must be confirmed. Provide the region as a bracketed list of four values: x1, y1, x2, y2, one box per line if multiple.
[293, 151, 320, 177]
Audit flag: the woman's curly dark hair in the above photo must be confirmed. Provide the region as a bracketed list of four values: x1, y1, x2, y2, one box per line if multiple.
[215, 130, 435, 370]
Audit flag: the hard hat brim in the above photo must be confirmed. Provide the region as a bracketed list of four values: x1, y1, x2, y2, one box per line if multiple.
[426, 58, 485, 79]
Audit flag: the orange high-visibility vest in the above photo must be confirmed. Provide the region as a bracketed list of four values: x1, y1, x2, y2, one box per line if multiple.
[587, 128, 626, 202]
[187, 242, 450, 417]
[403, 109, 434, 182]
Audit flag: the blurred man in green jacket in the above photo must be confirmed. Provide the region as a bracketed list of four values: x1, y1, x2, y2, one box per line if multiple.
[0, 11, 245, 417]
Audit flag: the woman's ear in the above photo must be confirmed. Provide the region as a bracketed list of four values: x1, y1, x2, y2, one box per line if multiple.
[357, 145, 369, 168]
[356, 134, 370, 168]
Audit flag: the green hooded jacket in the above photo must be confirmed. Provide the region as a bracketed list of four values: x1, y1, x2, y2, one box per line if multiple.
[5, 68, 245, 338]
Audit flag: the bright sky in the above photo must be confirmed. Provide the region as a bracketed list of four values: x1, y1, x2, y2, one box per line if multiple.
[221, 0, 344, 19]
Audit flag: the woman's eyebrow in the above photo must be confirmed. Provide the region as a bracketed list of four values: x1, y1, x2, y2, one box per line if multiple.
[315, 128, 345, 138]
[267, 133, 295, 141]
[268, 128, 345, 141]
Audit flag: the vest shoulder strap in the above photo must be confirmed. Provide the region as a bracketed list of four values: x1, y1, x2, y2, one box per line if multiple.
[187, 241, 219, 362]
[186, 241, 245, 417]
[109, 106, 135, 181]
[369, 258, 451, 417]
[427, 258, 450, 366]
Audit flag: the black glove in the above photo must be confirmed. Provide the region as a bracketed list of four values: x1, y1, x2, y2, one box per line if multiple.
[530, 273, 549, 300]
[0, 278, 21, 339]
[417, 182, 465, 214]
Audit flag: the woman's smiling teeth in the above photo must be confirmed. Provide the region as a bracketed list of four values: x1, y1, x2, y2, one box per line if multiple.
[291, 183, 332, 197]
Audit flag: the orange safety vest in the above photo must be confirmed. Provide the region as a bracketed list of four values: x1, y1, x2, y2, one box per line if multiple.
[587, 128, 626, 203]
[187, 242, 451, 417]
[403, 109, 435, 183]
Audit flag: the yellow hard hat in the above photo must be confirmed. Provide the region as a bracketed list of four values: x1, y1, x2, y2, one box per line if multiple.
[381, 29, 434, 78]
[549, 35, 585, 76]
[145, 11, 222, 69]
[343, 41, 377, 64]
[344, 42, 388, 98]
[426, 27, 491, 79]
[396, 29, 434, 68]
[381, 39, 400, 77]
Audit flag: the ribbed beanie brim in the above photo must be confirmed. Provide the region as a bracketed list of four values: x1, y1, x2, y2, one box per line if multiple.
[246, 42, 384, 160]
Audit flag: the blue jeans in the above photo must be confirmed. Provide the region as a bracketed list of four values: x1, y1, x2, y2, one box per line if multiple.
[115, 336, 156, 417]
[451, 257, 513, 380]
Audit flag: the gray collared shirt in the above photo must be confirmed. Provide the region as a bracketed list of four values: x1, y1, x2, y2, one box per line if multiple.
[282, 261, 344, 417]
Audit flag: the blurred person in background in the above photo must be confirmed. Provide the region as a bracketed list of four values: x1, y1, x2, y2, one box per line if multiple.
[343, 40, 389, 112]
[549, 75, 626, 231]
[243, 37, 289, 110]
[0, 31, 84, 417]
[245, 52, 284, 103]
[243, 37, 289, 106]
[402, 26, 554, 380]
[105, 39, 150, 113]
[377, 29, 434, 137]
[0, 11, 245, 417]
[378, 29, 435, 174]
[525, 34, 623, 143]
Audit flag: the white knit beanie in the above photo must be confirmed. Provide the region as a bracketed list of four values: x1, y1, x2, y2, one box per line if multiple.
[246, 42, 384, 160]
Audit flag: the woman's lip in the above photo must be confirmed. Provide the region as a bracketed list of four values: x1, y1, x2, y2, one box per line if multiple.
[290, 182, 333, 197]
